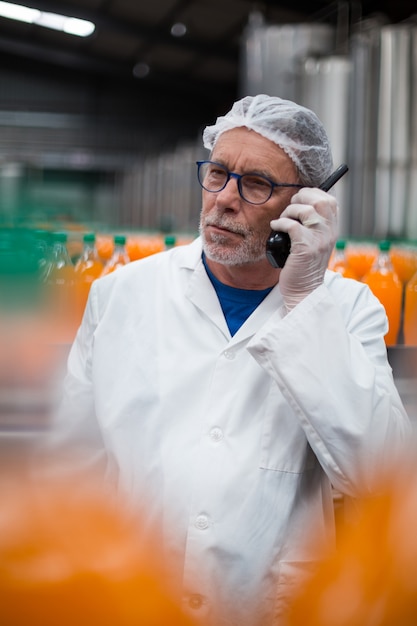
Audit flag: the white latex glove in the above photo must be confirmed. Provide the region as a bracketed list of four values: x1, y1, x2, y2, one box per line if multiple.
[270, 187, 338, 311]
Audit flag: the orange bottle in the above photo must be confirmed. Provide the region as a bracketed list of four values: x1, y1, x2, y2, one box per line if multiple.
[46, 231, 77, 342]
[363, 240, 402, 346]
[328, 239, 357, 278]
[101, 234, 130, 276]
[404, 270, 417, 345]
[345, 241, 378, 280]
[285, 472, 417, 626]
[126, 234, 164, 260]
[74, 233, 103, 325]
[390, 244, 417, 285]
[95, 234, 114, 263]
[0, 467, 195, 626]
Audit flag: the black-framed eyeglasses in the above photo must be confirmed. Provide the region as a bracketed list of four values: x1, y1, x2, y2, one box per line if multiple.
[196, 160, 303, 205]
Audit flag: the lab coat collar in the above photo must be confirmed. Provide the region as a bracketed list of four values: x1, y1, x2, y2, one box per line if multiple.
[181, 237, 284, 346]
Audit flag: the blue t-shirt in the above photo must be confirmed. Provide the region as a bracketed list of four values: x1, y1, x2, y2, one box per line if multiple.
[203, 254, 273, 336]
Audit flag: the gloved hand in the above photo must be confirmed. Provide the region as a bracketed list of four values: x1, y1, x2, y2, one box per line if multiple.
[270, 187, 338, 311]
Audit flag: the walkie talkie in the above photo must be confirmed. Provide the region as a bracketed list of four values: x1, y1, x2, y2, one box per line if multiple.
[265, 163, 349, 268]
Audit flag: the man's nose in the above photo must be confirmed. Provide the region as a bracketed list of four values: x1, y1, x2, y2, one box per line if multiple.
[216, 175, 241, 204]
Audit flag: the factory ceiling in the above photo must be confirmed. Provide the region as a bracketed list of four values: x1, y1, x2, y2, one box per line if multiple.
[0, 0, 415, 119]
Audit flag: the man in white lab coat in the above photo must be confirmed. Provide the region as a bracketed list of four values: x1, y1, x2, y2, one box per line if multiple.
[48, 95, 410, 626]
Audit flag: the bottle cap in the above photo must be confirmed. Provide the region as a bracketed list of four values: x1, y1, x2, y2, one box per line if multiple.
[114, 235, 126, 245]
[83, 233, 96, 243]
[164, 235, 176, 247]
[379, 240, 391, 251]
[335, 239, 347, 250]
[53, 232, 68, 242]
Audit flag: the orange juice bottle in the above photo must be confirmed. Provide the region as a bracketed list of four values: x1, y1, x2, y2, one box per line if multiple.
[404, 270, 417, 345]
[363, 240, 402, 346]
[125, 235, 142, 261]
[46, 231, 77, 342]
[74, 233, 103, 325]
[390, 244, 417, 285]
[95, 233, 114, 263]
[328, 239, 357, 278]
[345, 241, 378, 280]
[127, 234, 165, 259]
[101, 235, 130, 276]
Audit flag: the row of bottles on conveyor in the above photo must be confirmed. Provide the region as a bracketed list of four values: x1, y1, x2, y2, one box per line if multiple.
[328, 239, 417, 346]
[9, 228, 416, 347]
[0, 228, 183, 429]
[35, 231, 178, 343]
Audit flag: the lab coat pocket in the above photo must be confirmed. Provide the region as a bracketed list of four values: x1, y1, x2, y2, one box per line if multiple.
[259, 387, 316, 472]
[274, 560, 319, 622]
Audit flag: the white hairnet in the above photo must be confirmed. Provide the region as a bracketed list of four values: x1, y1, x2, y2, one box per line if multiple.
[203, 94, 333, 187]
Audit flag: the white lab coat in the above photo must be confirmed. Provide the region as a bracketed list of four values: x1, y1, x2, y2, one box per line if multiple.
[51, 236, 410, 626]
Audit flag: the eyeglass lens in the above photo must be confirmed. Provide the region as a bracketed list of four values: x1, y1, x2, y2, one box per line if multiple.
[198, 162, 273, 204]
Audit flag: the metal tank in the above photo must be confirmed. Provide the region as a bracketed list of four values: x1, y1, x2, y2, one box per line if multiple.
[375, 25, 412, 239]
[240, 13, 335, 102]
[347, 21, 415, 239]
[297, 54, 351, 236]
[345, 19, 382, 237]
[407, 26, 417, 239]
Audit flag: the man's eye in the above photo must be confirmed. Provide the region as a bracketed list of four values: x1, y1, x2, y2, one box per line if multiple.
[209, 168, 226, 178]
[244, 176, 269, 188]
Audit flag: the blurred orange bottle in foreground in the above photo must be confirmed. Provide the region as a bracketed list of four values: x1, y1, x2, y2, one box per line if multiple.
[0, 464, 195, 626]
[286, 466, 417, 626]
[328, 239, 358, 278]
[363, 240, 402, 346]
[404, 270, 417, 345]
[101, 235, 130, 276]
[74, 233, 103, 325]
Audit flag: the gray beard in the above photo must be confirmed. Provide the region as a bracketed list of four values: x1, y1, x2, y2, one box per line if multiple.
[199, 217, 267, 266]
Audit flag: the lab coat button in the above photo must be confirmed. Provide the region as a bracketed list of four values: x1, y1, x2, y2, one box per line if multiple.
[195, 514, 209, 530]
[188, 594, 204, 609]
[224, 350, 235, 360]
[209, 426, 223, 442]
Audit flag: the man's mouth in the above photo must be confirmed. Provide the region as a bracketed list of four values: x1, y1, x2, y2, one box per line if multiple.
[206, 222, 244, 237]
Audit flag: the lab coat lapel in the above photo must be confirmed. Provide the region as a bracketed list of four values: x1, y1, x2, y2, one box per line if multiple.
[185, 259, 231, 339]
[230, 284, 284, 345]
[181, 237, 284, 344]
[186, 264, 284, 345]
